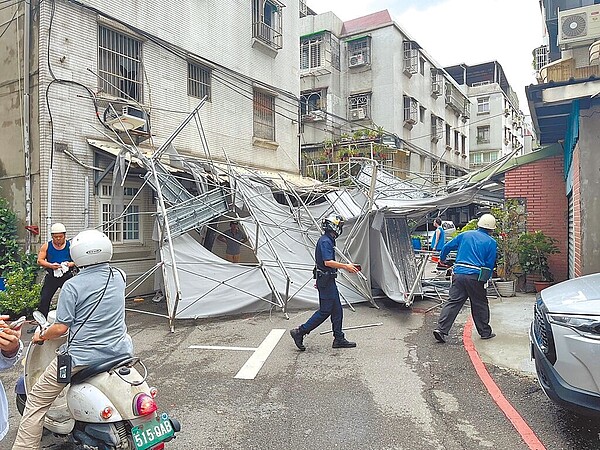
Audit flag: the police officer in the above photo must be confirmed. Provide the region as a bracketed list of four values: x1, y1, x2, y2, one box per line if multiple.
[433, 214, 498, 343]
[290, 214, 360, 351]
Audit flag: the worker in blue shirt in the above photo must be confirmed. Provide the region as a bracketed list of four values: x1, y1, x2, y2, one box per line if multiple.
[433, 214, 497, 343]
[430, 218, 445, 252]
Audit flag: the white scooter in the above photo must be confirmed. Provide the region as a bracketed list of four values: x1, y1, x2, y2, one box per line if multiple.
[15, 311, 180, 450]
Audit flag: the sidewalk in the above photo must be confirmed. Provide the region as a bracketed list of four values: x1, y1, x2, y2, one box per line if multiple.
[472, 292, 537, 376]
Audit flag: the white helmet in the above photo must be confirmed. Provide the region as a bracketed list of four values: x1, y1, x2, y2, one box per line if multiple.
[322, 214, 345, 237]
[51, 223, 67, 234]
[477, 214, 497, 230]
[70, 229, 113, 267]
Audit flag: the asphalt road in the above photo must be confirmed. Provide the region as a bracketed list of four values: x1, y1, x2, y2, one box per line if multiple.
[3, 297, 600, 449]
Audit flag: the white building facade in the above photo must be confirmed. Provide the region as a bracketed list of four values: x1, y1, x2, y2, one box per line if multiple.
[299, 10, 471, 186]
[445, 62, 526, 169]
[0, 0, 301, 294]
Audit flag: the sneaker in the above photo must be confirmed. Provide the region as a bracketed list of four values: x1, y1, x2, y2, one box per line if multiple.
[332, 338, 356, 349]
[481, 333, 496, 340]
[290, 328, 306, 351]
[433, 329, 447, 343]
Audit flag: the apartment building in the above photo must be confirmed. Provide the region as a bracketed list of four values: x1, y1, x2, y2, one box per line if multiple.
[299, 10, 470, 186]
[445, 62, 526, 170]
[0, 0, 301, 294]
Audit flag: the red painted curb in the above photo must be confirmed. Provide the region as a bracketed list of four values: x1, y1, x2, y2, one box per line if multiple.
[463, 317, 546, 450]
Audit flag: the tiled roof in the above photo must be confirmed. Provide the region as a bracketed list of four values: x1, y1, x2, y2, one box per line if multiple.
[342, 10, 393, 36]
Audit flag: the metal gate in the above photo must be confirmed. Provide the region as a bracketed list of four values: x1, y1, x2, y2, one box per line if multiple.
[568, 193, 575, 279]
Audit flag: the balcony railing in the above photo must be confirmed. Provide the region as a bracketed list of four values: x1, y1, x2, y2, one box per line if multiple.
[253, 21, 283, 50]
[539, 57, 600, 84]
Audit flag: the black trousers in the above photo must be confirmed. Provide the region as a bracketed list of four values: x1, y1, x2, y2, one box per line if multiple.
[437, 273, 493, 338]
[38, 270, 74, 317]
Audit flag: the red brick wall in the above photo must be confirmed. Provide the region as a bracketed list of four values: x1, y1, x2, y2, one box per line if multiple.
[572, 145, 582, 277]
[504, 155, 568, 282]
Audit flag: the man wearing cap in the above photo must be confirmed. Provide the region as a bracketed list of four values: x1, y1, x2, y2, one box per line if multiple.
[217, 221, 248, 263]
[433, 214, 498, 343]
[36, 223, 75, 317]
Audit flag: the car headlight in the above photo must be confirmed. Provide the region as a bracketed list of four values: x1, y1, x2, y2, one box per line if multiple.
[548, 314, 600, 339]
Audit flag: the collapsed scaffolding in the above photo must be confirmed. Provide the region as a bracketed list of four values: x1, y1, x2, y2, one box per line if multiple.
[99, 101, 510, 331]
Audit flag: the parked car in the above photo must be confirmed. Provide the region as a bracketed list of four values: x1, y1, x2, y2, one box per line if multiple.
[530, 273, 600, 417]
[413, 220, 456, 248]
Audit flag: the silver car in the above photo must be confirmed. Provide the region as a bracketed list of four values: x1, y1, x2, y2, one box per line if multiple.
[530, 273, 600, 416]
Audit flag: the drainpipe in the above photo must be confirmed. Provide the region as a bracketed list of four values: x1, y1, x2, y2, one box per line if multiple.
[23, 0, 32, 251]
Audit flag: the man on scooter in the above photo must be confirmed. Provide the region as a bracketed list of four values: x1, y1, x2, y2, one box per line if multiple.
[13, 229, 134, 450]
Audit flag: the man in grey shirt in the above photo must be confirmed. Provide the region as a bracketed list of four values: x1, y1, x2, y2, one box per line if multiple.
[13, 230, 133, 449]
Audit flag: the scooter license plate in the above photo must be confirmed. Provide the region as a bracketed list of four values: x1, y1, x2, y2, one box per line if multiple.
[131, 414, 175, 450]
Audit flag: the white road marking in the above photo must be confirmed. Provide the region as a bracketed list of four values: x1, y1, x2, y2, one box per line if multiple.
[234, 329, 286, 380]
[188, 345, 257, 351]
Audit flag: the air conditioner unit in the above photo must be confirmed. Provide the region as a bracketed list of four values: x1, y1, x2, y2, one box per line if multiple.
[558, 5, 600, 48]
[105, 105, 148, 132]
[350, 108, 366, 120]
[349, 52, 366, 68]
[311, 110, 326, 121]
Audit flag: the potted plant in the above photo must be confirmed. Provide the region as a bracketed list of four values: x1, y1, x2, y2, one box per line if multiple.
[517, 231, 560, 292]
[490, 200, 526, 296]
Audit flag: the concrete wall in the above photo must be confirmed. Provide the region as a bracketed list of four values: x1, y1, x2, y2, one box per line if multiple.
[577, 106, 600, 275]
[504, 155, 568, 282]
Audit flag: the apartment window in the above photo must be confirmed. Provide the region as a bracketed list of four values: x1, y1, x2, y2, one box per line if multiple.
[348, 93, 371, 120]
[471, 152, 482, 165]
[461, 134, 466, 155]
[252, 0, 284, 50]
[445, 124, 451, 147]
[431, 68, 443, 97]
[477, 96, 490, 114]
[100, 184, 141, 244]
[419, 57, 426, 75]
[347, 37, 371, 67]
[403, 96, 418, 124]
[419, 106, 426, 123]
[403, 41, 418, 75]
[454, 130, 460, 152]
[431, 115, 442, 142]
[188, 62, 211, 100]
[300, 89, 326, 115]
[477, 126, 490, 144]
[301, 35, 323, 70]
[253, 90, 275, 141]
[98, 26, 142, 101]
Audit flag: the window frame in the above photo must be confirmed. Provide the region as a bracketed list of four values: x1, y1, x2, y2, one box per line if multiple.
[99, 183, 143, 244]
[477, 125, 490, 144]
[477, 96, 490, 114]
[348, 92, 371, 120]
[347, 36, 371, 67]
[252, 0, 284, 50]
[300, 89, 326, 116]
[188, 61, 212, 100]
[97, 25, 143, 102]
[253, 89, 276, 141]
[300, 34, 323, 71]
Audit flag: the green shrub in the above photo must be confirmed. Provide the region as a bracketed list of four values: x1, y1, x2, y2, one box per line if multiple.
[0, 197, 20, 276]
[0, 267, 41, 317]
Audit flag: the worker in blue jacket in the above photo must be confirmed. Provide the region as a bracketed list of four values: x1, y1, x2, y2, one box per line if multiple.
[433, 214, 497, 343]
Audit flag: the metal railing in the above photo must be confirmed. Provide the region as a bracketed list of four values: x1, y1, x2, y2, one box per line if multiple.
[253, 21, 283, 50]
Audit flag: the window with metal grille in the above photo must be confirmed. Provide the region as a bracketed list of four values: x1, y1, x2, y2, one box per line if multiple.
[403, 41, 418, 75]
[300, 89, 326, 115]
[188, 62, 211, 100]
[300, 35, 322, 70]
[253, 90, 275, 141]
[347, 37, 371, 66]
[252, 0, 284, 50]
[98, 26, 142, 101]
[403, 96, 418, 124]
[348, 93, 371, 120]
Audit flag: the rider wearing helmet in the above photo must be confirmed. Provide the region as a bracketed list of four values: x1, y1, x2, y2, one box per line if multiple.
[433, 213, 498, 343]
[13, 230, 134, 450]
[290, 214, 361, 351]
[36, 223, 75, 317]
